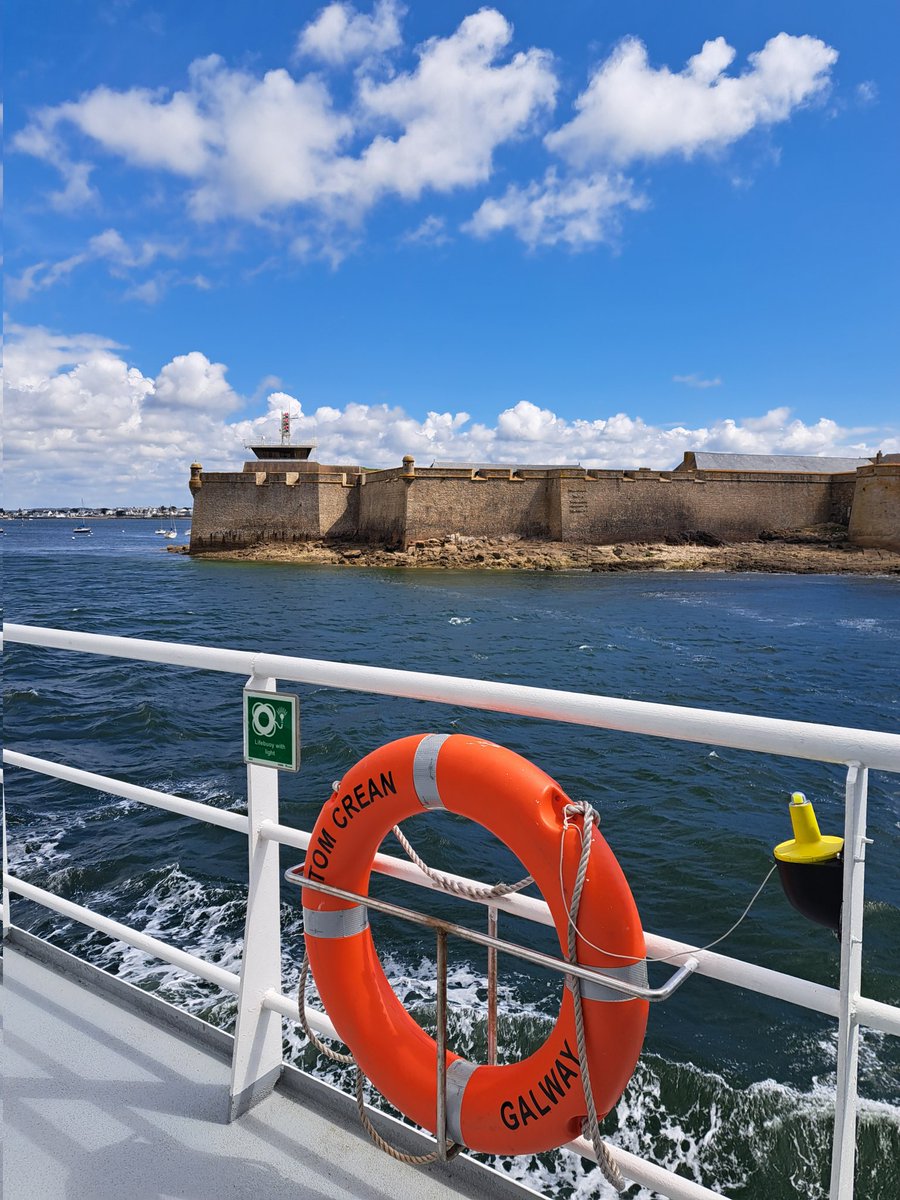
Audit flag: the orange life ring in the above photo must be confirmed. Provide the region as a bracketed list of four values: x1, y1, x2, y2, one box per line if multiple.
[301, 733, 648, 1155]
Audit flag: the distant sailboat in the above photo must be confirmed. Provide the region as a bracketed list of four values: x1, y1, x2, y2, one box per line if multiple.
[74, 499, 92, 534]
[164, 521, 178, 539]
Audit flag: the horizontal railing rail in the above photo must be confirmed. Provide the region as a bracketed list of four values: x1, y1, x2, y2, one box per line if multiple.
[6, 875, 242, 996]
[8, 748, 899, 1035]
[6, 623, 900, 771]
[288, 869, 700, 1001]
[4, 622, 899, 1200]
[3, 750, 250, 834]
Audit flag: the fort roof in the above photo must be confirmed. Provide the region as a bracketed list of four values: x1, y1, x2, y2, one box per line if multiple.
[676, 452, 871, 474]
[429, 461, 582, 470]
[247, 443, 316, 460]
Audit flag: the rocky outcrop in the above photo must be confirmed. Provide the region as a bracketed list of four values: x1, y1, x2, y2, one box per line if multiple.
[186, 533, 900, 575]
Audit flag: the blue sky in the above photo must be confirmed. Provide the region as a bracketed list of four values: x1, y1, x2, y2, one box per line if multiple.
[5, 1, 898, 506]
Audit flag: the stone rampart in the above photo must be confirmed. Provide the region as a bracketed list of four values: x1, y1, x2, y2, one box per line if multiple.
[188, 456, 895, 552]
[554, 470, 838, 544]
[357, 468, 410, 544]
[405, 470, 552, 542]
[318, 474, 360, 539]
[829, 474, 857, 526]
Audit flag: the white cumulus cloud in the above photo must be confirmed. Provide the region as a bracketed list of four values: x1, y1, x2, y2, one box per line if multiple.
[5, 324, 894, 508]
[60, 83, 212, 174]
[546, 33, 837, 167]
[467, 30, 837, 250]
[13, 8, 556, 227]
[4, 325, 246, 504]
[154, 351, 241, 412]
[352, 9, 556, 204]
[296, 1, 405, 66]
[9, 18, 844, 262]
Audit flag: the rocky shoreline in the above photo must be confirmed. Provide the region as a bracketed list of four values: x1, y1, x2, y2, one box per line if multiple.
[177, 527, 900, 575]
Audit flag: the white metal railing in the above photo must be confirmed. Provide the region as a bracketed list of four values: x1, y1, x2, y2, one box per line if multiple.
[3, 622, 899, 1200]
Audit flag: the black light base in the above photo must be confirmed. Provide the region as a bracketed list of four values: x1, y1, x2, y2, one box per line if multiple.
[776, 855, 843, 934]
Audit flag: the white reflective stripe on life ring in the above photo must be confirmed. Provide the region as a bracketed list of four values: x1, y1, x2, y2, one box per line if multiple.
[303, 905, 369, 939]
[413, 733, 449, 810]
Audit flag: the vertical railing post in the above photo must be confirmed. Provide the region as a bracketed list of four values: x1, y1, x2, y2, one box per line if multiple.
[487, 905, 498, 1066]
[829, 762, 869, 1199]
[2, 773, 10, 936]
[435, 928, 449, 1161]
[229, 674, 284, 1120]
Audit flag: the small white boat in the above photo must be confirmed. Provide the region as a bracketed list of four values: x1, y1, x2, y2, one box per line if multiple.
[74, 500, 92, 534]
[155, 527, 169, 535]
[164, 521, 178, 540]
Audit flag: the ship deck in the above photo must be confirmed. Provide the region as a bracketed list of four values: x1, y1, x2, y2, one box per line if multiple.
[3, 931, 538, 1200]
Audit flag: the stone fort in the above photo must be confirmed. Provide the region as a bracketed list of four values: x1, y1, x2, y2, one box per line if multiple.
[187, 441, 900, 553]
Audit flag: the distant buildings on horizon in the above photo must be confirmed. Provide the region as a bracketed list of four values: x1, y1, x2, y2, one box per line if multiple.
[1, 505, 193, 519]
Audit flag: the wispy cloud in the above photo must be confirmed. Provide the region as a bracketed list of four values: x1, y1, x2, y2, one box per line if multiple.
[673, 373, 722, 389]
[466, 169, 645, 250]
[401, 215, 450, 246]
[8, 228, 185, 301]
[856, 80, 878, 106]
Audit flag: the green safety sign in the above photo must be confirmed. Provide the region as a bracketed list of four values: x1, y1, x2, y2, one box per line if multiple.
[243, 690, 300, 771]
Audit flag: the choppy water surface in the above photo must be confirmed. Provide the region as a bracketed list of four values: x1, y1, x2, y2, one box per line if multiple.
[4, 519, 899, 1198]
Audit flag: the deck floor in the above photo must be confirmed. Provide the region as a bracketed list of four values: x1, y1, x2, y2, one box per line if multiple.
[4, 940, 536, 1200]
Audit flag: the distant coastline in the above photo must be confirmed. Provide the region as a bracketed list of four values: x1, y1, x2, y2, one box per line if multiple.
[181, 534, 900, 575]
[3, 510, 190, 521]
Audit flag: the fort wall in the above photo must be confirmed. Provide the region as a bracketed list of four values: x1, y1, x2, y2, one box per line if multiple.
[357, 468, 409, 544]
[848, 462, 900, 550]
[189, 462, 358, 550]
[317, 473, 360, 539]
[556, 470, 838, 544]
[405, 469, 553, 543]
[188, 456, 896, 553]
[829, 475, 857, 526]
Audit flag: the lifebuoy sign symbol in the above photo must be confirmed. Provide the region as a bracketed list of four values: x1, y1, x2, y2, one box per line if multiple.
[243, 690, 300, 771]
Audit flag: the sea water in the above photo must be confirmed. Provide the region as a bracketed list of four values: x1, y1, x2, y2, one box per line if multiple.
[4, 519, 899, 1198]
